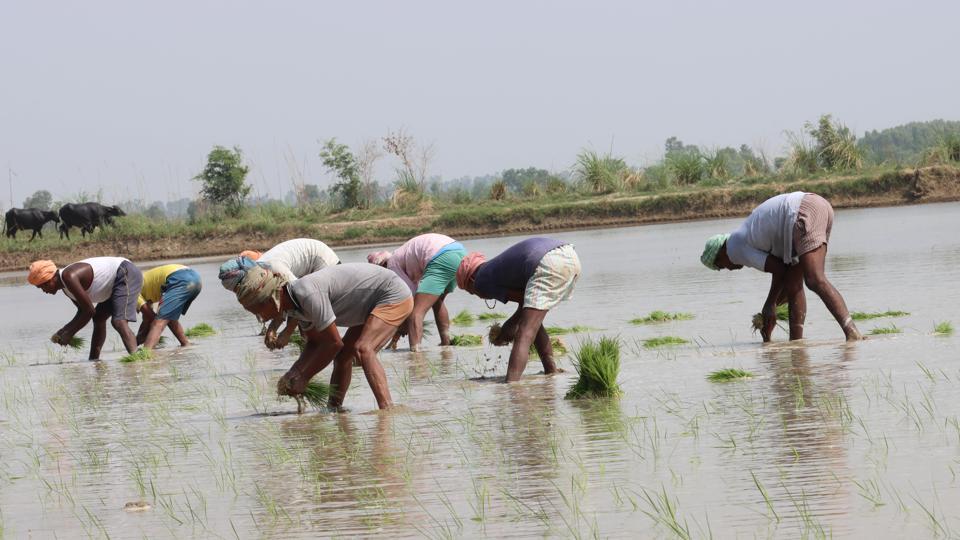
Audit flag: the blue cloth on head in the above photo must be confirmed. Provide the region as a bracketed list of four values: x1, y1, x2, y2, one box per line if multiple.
[218, 256, 257, 291]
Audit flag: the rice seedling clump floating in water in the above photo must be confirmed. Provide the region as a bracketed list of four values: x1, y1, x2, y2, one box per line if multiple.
[450, 334, 483, 346]
[642, 336, 688, 348]
[933, 321, 954, 335]
[629, 311, 694, 325]
[851, 310, 909, 320]
[546, 325, 592, 336]
[185, 323, 216, 338]
[477, 312, 507, 321]
[869, 324, 902, 335]
[119, 348, 153, 363]
[451, 310, 475, 326]
[708, 368, 753, 382]
[566, 336, 622, 399]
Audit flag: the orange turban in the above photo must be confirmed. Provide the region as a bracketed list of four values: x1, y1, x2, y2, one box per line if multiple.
[239, 250, 262, 261]
[28, 260, 57, 286]
[456, 252, 486, 293]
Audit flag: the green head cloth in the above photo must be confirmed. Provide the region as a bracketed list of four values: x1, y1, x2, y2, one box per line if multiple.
[700, 233, 730, 270]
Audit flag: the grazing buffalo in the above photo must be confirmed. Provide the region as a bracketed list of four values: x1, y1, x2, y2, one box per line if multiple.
[58, 202, 126, 240]
[3, 208, 60, 241]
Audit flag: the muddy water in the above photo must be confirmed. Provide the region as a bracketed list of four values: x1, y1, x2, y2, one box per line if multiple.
[1, 202, 959, 538]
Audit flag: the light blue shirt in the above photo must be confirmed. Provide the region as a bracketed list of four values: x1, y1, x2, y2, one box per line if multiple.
[726, 192, 805, 271]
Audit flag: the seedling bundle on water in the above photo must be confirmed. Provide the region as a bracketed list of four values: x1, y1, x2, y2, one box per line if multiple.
[546, 325, 592, 336]
[933, 321, 954, 335]
[477, 312, 507, 321]
[450, 334, 483, 346]
[185, 323, 216, 338]
[708, 368, 753, 382]
[643, 336, 688, 348]
[119, 348, 153, 363]
[630, 311, 694, 325]
[851, 310, 909, 320]
[530, 337, 568, 357]
[869, 324, 902, 335]
[566, 337, 622, 399]
[451, 310, 475, 326]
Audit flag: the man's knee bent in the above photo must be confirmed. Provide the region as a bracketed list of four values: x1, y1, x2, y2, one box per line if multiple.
[111, 318, 130, 331]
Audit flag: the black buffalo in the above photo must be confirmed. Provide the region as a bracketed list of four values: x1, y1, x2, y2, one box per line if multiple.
[58, 202, 126, 240]
[3, 208, 60, 241]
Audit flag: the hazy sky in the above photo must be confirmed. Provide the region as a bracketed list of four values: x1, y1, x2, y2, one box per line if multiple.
[2, 0, 958, 207]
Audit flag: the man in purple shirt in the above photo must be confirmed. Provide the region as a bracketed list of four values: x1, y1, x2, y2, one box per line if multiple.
[456, 237, 581, 382]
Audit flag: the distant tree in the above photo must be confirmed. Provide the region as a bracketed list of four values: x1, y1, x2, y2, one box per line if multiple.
[23, 189, 53, 210]
[301, 184, 323, 204]
[501, 167, 559, 193]
[383, 128, 434, 196]
[319, 138, 363, 210]
[859, 119, 960, 165]
[665, 136, 699, 156]
[145, 201, 166, 220]
[193, 146, 251, 217]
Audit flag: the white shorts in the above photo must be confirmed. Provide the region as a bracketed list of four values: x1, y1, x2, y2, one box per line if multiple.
[523, 244, 581, 311]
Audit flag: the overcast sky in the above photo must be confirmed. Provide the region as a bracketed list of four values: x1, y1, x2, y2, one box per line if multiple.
[2, 0, 958, 207]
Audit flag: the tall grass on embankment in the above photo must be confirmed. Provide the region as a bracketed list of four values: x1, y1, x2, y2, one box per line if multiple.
[566, 337, 623, 399]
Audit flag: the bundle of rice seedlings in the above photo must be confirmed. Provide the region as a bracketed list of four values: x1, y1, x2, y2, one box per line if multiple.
[629, 310, 694, 325]
[119, 348, 153, 363]
[642, 336, 688, 348]
[869, 324, 901, 335]
[67, 337, 86, 350]
[751, 304, 789, 333]
[289, 333, 306, 353]
[451, 310, 475, 326]
[529, 337, 568, 357]
[450, 334, 483, 346]
[565, 337, 622, 399]
[488, 323, 508, 345]
[934, 321, 954, 336]
[477, 312, 507, 321]
[707, 368, 753, 382]
[850, 310, 909, 321]
[185, 323, 216, 338]
[280, 379, 334, 414]
[545, 325, 591, 336]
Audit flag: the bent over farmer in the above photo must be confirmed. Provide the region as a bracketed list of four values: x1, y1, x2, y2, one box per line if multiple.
[700, 192, 863, 342]
[233, 263, 412, 410]
[456, 237, 581, 382]
[28, 257, 143, 360]
[368, 233, 466, 351]
[136, 264, 203, 350]
[219, 239, 341, 349]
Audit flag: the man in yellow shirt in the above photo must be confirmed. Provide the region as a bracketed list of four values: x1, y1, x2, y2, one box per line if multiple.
[137, 264, 203, 349]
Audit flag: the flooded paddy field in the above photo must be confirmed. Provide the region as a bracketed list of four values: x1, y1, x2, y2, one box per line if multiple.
[1, 202, 959, 538]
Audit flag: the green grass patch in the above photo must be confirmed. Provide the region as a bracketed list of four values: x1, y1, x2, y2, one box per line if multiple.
[185, 323, 216, 338]
[707, 368, 754, 382]
[477, 312, 507, 321]
[642, 336, 689, 348]
[450, 334, 483, 346]
[565, 337, 623, 399]
[869, 324, 902, 335]
[629, 310, 694, 325]
[851, 310, 910, 320]
[545, 325, 592, 335]
[530, 337, 568, 357]
[119, 348, 154, 363]
[934, 321, 954, 335]
[451, 310, 475, 326]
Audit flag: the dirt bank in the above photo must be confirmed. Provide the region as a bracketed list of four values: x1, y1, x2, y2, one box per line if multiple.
[3, 166, 958, 273]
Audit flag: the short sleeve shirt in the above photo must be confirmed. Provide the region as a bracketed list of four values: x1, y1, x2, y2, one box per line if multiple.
[386, 233, 456, 292]
[258, 239, 340, 283]
[726, 192, 805, 271]
[287, 263, 411, 330]
[473, 237, 566, 303]
[138, 264, 186, 308]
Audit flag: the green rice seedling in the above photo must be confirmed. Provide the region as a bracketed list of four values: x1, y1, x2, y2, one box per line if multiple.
[707, 368, 753, 382]
[477, 312, 507, 321]
[185, 323, 216, 338]
[869, 324, 901, 335]
[279, 379, 334, 414]
[67, 337, 86, 350]
[450, 334, 483, 346]
[546, 325, 592, 336]
[529, 337, 568, 357]
[751, 303, 789, 332]
[488, 323, 506, 345]
[643, 336, 688, 348]
[451, 310, 475, 326]
[933, 321, 954, 335]
[289, 332, 306, 352]
[566, 337, 622, 399]
[851, 310, 909, 320]
[119, 348, 154, 363]
[630, 311, 694, 325]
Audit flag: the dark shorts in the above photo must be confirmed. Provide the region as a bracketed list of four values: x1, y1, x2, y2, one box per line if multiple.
[96, 260, 143, 322]
[157, 268, 203, 321]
